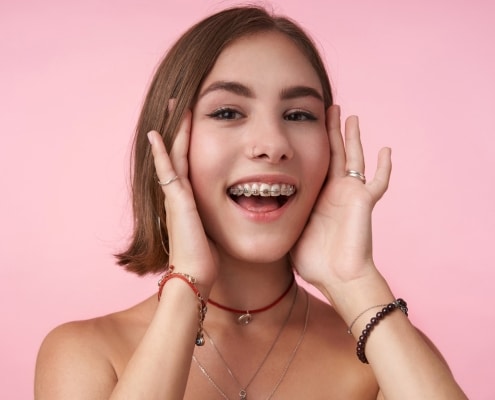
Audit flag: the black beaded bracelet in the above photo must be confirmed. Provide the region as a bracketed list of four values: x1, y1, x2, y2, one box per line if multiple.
[356, 298, 408, 364]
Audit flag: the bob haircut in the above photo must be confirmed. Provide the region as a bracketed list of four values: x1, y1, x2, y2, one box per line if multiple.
[116, 5, 334, 275]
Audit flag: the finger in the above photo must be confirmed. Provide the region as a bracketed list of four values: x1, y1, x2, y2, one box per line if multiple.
[147, 130, 179, 192]
[327, 105, 346, 178]
[368, 147, 392, 201]
[344, 115, 365, 175]
[169, 109, 192, 177]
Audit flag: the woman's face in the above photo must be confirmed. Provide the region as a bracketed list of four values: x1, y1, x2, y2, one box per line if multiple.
[189, 31, 330, 263]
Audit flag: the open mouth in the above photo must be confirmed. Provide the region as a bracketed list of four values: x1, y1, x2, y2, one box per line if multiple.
[228, 182, 296, 212]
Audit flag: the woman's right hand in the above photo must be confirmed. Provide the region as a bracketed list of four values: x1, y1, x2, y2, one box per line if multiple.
[147, 110, 218, 296]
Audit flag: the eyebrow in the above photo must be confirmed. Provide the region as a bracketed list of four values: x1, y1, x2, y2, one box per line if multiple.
[199, 81, 254, 99]
[280, 86, 323, 102]
[198, 80, 323, 102]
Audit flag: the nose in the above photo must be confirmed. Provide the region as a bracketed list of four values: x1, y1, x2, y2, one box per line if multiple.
[246, 117, 294, 163]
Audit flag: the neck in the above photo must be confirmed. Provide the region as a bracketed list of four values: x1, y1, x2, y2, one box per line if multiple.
[207, 255, 295, 325]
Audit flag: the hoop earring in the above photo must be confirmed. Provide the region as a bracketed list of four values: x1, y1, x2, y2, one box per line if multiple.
[157, 216, 169, 256]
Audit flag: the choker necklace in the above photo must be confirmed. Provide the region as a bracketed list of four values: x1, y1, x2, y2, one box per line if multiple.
[207, 274, 295, 325]
[193, 288, 310, 400]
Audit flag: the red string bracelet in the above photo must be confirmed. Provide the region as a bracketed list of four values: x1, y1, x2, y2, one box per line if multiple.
[157, 265, 207, 346]
[356, 298, 408, 364]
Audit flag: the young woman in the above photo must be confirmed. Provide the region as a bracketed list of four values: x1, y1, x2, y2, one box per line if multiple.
[35, 6, 467, 399]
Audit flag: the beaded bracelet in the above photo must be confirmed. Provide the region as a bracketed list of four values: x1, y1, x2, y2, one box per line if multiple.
[347, 304, 388, 334]
[157, 265, 207, 346]
[356, 298, 408, 364]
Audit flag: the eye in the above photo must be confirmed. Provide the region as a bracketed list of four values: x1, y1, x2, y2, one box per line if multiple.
[284, 110, 317, 122]
[207, 107, 244, 120]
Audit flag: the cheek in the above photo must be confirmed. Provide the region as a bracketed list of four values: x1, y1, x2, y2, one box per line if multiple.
[187, 135, 215, 227]
[318, 133, 331, 168]
[300, 136, 330, 207]
[299, 131, 330, 180]
[187, 133, 203, 182]
[187, 127, 228, 212]
[187, 126, 218, 183]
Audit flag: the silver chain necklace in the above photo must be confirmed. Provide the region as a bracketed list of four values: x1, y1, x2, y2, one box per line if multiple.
[203, 287, 297, 398]
[193, 288, 310, 400]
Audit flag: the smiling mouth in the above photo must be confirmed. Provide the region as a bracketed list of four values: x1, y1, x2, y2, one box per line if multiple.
[228, 182, 296, 212]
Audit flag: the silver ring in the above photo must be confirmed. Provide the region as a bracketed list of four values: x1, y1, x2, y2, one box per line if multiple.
[345, 170, 366, 184]
[158, 175, 179, 186]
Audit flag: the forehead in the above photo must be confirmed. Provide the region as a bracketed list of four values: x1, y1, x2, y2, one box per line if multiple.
[200, 31, 323, 94]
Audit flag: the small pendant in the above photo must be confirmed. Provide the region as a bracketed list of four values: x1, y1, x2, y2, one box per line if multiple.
[239, 389, 247, 399]
[237, 313, 252, 325]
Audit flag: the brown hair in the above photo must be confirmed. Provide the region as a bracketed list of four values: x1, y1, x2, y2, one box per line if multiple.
[115, 5, 333, 275]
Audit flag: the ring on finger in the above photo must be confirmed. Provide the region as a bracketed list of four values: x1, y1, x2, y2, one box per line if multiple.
[345, 170, 366, 184]
[158, 175, 179, 186]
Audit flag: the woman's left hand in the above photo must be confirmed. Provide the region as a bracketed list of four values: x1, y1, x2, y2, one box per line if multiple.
[290, 105, 392, 302]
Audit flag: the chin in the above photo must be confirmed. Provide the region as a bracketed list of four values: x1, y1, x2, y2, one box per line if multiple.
[219, 236, 297, 265]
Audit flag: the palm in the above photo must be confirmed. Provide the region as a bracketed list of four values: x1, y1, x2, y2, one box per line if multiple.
[290, 106, 391, 291]
[149, 111, 219, 291]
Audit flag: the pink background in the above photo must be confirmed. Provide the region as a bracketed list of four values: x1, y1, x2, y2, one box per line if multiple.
[1, 0, 494, 398]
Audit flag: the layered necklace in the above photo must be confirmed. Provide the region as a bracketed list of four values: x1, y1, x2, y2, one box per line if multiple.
[207, 274, 295, 325]
[193, 287, 310, 400]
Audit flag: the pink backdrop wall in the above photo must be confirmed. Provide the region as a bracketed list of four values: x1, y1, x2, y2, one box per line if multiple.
[1, 0, 494, 398]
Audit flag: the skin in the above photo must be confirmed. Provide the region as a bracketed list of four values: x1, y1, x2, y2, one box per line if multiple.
[35, 31, 467, 399]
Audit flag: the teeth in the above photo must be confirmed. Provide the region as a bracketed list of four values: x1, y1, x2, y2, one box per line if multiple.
[271, 184, 281, 196]
[229, 183, 295, 197]
[260, 183, 270, 197]
[243, 184, 251, 197]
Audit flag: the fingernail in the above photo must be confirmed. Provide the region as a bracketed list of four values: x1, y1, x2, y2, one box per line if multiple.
[147, 131, 154, 145]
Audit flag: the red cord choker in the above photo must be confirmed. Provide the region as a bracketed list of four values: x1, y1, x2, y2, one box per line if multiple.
[207, 274, 296, 325]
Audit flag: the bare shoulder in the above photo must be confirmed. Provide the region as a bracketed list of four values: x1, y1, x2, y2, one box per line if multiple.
[35, 297, 154, 400]
[35, 317, 117, 399]
[306, 292, 360, 353]
[301, 292, 379, 399]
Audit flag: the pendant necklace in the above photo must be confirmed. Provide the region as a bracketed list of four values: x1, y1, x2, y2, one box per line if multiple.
[207, 274, 295, 325]
[193, 288, 310, 400]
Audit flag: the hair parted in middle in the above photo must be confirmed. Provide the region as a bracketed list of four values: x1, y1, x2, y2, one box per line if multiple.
[116, 5, 334, 276]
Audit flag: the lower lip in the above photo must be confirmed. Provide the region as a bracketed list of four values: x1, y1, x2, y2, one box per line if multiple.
[228, 195, 295, 222]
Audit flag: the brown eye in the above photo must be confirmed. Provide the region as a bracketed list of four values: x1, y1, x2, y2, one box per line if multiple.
[284, 111, 316, 121]
[207, 108, 243, 120]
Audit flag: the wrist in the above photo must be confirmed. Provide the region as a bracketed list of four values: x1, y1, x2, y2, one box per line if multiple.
[355, 299, 409, 364]
[162, 262, 214, 300]
[157, 266, 207, 346]
[318, 268, 396, 327]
